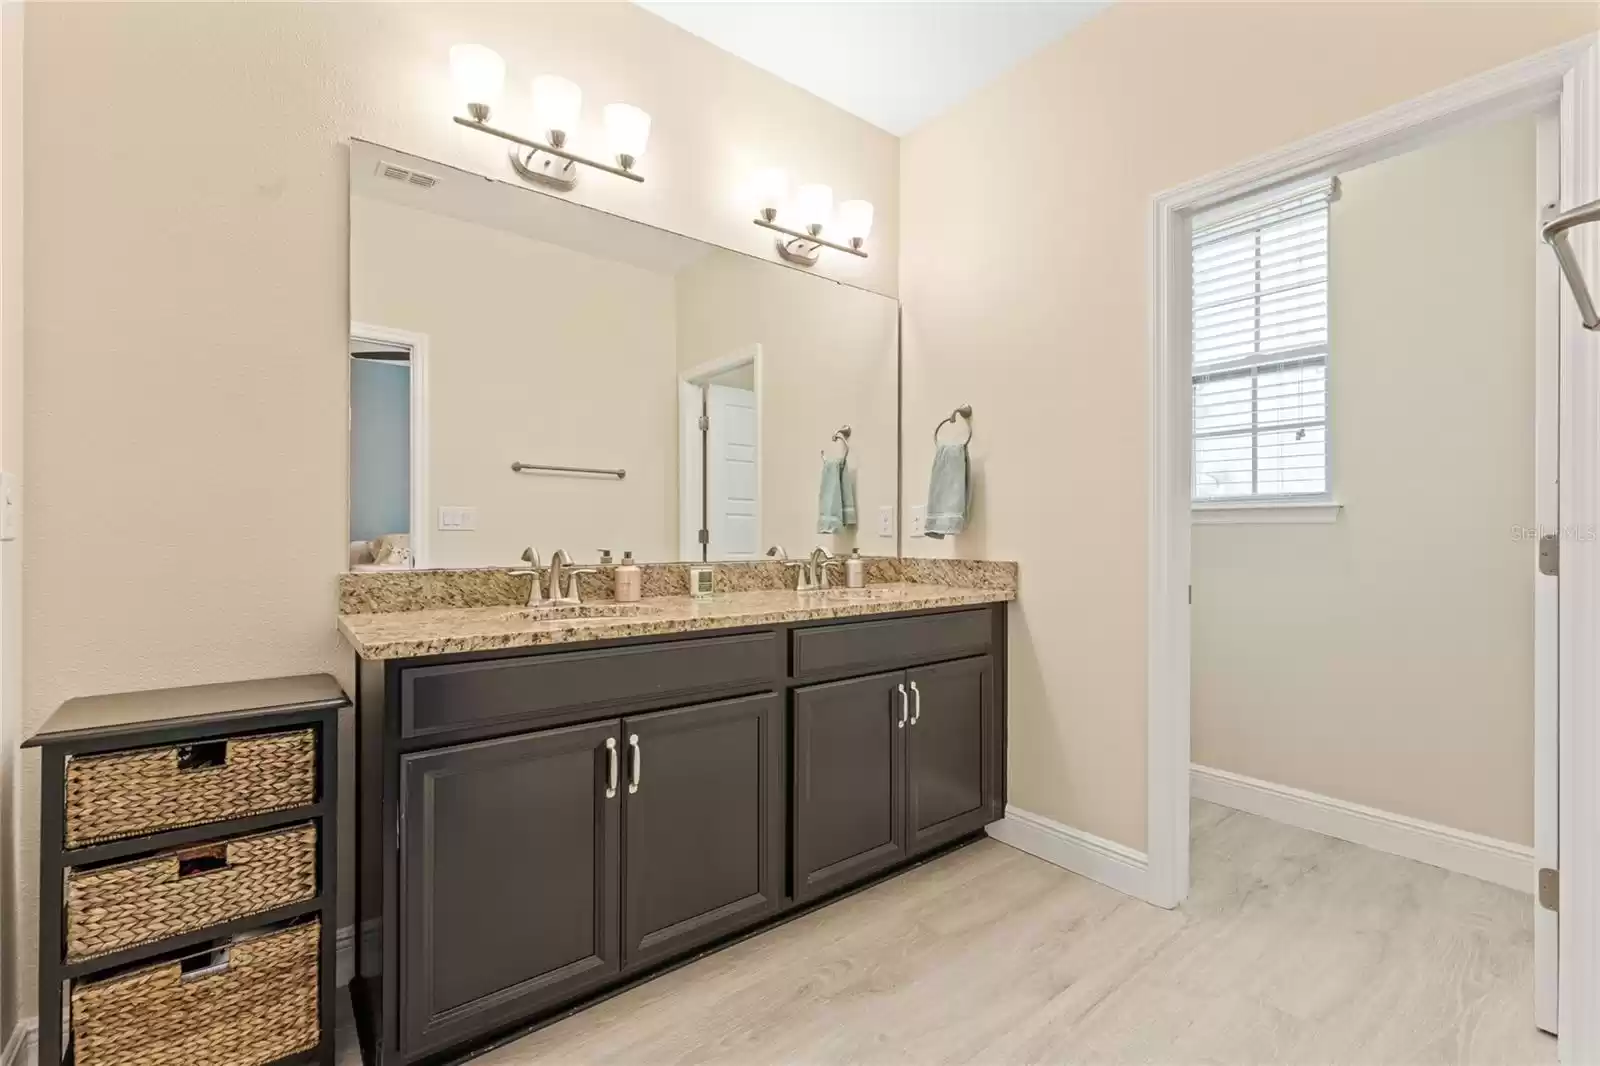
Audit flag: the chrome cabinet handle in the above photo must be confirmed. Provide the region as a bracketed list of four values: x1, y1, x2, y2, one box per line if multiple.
[897, 684, 909, 728]
[909, 681, 921, 726]
[604, 737, 618, 799]
[628, 734, 642, 793]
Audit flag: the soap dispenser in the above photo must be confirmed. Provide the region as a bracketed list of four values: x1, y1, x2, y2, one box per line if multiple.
[845, 548, 865, 589]
[614, 551, 642, 602]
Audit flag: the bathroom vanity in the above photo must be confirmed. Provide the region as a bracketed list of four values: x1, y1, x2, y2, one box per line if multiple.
[342, 582, 1010, 1065]
[341, 130, 1011, 1064]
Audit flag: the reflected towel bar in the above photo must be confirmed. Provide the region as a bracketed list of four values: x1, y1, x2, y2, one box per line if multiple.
[1543, 198, 1600, 331]
[511, 462, 627, 480]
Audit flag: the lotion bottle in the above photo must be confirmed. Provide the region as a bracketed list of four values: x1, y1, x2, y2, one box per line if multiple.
[845, 548, 866, 589]
[614, 551, 642, 602]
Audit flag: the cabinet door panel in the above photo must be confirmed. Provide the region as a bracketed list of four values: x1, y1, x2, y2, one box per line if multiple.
[792, 671, 906, 901]
[400, 721, 620, 1059]
[622, 694, 782, 969]
[907, 657, 995, 855]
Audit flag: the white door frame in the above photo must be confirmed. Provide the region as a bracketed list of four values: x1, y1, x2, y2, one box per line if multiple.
[1145, 35, 1600, 1060]
[678, 345, 763, 560]
[350, 321, 430, 568]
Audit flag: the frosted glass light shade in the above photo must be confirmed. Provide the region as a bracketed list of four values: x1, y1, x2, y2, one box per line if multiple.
[532, 75, 583, 139]
[795, 184, 834, 231]
[604, 104, 652, 167]
[450, 44, 505, 118]
[753, 168, 788, 215]
[837, 200, 875, 242]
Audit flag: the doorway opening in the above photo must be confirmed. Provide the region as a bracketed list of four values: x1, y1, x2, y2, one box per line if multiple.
[349, 322, 429, 569]
[679, 346, 762, 561]
[1144, 43, 1600, 1052]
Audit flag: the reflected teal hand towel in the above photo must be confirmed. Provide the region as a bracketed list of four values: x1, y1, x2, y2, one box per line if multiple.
[819, 457, 848, 534]
[925, 442, 969, 538]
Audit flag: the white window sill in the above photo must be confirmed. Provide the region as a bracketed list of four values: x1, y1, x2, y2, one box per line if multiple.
[1191, 499, 1342, 525]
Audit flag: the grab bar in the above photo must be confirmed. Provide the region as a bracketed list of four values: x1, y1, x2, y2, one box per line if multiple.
[511, 462, 626, 480]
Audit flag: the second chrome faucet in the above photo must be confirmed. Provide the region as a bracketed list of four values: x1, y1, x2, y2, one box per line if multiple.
[768, 545, 840, 592]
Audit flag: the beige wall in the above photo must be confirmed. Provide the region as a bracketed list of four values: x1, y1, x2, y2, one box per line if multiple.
[1192, 116, 1538, 846]
[352, 195, 680, 566]
[18, 0, 898, 1024]
[1, 0, 20, 1045]
[675, 249, 899, 558]
[900, 2, 1597, 850]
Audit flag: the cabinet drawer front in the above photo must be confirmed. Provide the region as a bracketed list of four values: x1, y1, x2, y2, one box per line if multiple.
[791, 609, 992, 679]
[401, 632, 779, 740]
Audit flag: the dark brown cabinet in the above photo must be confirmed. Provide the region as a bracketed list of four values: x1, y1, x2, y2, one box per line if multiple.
[792, 671, 908, 902]
[907, 657, 996, 855]
[622, 694, 783, 969]
[398, 721, 621, 1060]
[357, 606, 1007, 1065]
[793, 657, 996, 900]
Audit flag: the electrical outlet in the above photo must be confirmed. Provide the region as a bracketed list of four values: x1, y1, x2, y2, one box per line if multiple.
[877, 505, 895, 538]
[909, 505, 926, 538]
[438, 506, 478, 531]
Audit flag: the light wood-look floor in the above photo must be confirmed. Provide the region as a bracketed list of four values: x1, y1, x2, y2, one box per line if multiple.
[337, 801, 1551, 1065]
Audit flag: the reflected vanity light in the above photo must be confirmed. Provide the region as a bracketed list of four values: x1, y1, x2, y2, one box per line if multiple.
[751, 171, 871, 265]
[448, 46, 649, 191]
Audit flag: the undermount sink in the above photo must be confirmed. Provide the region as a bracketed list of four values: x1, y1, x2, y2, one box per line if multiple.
[811, 587, 903, 600]
[498, 602, 664, 622]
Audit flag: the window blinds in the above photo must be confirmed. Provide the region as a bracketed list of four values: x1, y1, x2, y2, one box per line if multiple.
[1192, 179, 1335, 501]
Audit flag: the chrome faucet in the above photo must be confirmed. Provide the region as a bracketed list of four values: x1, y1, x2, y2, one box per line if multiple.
[546, 549, 598, 605]
[770, 545, 810, 591]
[547, 549, 572, 603]
[516, 547, 544, 607]
[807, 547, 841, 591]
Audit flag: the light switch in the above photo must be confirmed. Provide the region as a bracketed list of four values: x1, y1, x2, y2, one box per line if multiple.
[909, 505, 926, 538]
[877, 505, 895, 538]
[438, 506, 477, 531]
[0, 472, 17, 542]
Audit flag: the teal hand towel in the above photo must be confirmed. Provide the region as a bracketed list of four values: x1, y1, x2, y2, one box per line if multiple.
[818, 457, 849, 534]
[925, 442, 969, 538]
[842, 464, 858, 528]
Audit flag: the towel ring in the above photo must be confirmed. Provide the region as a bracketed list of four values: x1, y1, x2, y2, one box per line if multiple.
[824, 425, 851, 461]
[933, 405, 973, 445]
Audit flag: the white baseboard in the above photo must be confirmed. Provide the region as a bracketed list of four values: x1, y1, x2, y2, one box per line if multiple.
[987, 804, 1152, 901]
[3, 1019, 36, 1066]
[1191, 764, 1535, 893]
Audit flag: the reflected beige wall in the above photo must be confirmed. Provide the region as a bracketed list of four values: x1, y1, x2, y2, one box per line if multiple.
[900, 1, 1597, 849]
[676, 249, 900, 560]
[352, 196, 679, 567]
[1193, 116, 1538, 845]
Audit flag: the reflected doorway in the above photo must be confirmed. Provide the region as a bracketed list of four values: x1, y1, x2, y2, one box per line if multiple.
[679, 347, 762, 561]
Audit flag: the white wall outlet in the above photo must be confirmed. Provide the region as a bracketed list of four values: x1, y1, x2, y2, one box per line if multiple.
[877, 505, 895, 538]
[437, 506, 477, 531]
[0, 472, 18, 542]
[909, 505, 926, 538]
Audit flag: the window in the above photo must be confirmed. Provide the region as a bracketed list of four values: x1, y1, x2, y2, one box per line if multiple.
[1192, 179, 1335, 502]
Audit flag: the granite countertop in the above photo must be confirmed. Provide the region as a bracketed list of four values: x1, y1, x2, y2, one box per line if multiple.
[338, 583, 1015, 660]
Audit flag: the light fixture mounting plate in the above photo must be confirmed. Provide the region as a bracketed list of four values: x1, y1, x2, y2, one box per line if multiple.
[775, 235, 822, 267]
[509, 145, 579, 191]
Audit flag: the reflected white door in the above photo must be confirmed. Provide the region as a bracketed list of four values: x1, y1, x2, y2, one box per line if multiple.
[706, 383, 759, 560]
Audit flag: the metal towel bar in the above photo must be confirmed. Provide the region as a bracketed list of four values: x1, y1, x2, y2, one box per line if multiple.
[510, 462, 627, 480]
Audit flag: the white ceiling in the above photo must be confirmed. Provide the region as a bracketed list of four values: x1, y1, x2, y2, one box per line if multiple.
[635, 1, 1110, 136]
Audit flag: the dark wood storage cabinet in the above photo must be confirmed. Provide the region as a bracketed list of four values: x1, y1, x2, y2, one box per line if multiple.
[353, 604, 1007, 1066]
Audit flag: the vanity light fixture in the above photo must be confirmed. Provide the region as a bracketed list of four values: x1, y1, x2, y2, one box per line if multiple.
[751, 172, 871, 265]
[448, 46, 649, 191]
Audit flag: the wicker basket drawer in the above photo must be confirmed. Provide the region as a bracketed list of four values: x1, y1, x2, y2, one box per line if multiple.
[64, 729, 317, 849]
[66, 823, 318, 963]
[71, 920, 320, 1066]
